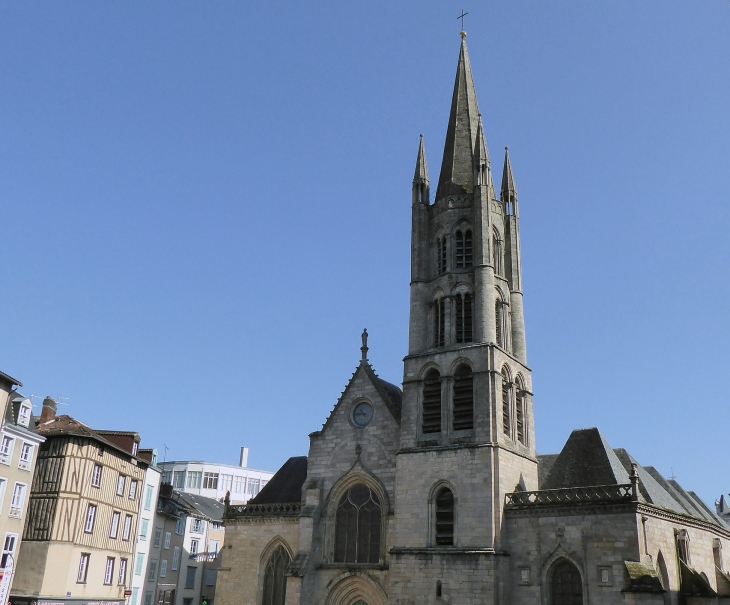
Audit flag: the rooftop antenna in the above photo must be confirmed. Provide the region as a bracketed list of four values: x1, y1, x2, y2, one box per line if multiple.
[670, 467, 676, 481]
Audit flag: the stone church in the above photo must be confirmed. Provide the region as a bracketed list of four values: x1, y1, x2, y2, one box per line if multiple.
[216, 34, 730, 605]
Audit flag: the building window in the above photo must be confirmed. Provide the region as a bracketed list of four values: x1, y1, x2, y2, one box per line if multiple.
[676, 529, 691, 564]
[516, 377, 527, 445]
[551, 559, 583, 605]
[334, 484, 381, 564]
[233, 476, 246, 494]
[18, 443, 33, 471]
[262, 546, 290, 605]
[452, 365, 474, 431]
[104, 557, 115, 585]
[175, 515, 185, 535]
[9, 483, 26, 518]
[191, 519, 205, 534]
[205, 569, 216, 586]
[173, 471, 186, 489]
[455, 293, 473, 343]
[501, 370, 512, 437]
[17, 404, 31, 427]
[454, 229, 473, 268]
[118, 558, 128, 585]
[144, 593, 153, 605]
[135, 552, 144, 576]
[130, 588, 139, 605]
[91, 464, 103, 488]
[0, 479, 6, 513]
[132, 442, 138, 456]
[492, 230, 504, 275]
[84, 504, 97, 533]
[421, 369, 442, 434]
[140, 519, 149, 541]
[433, 298, 445, 348]
[186, 471, 202, 489]
[153, 527, 162, 547]
[1, 533, 17, 569]
[116, 474, 126, 496]
[164, 531, 171, 549]
[0, 437, 14, 465]
[110, 512, 121, 539]
[190, 539, 199, 555]
[435, 487, 454, 546]
[248, 478, 260, 496]
[210, 540, 220, 555]
[77, 553, 90, 583]
[202, 472, 219, 490]
[144, 485, 154, 510]
[172, 546, 180, 570]
[183, 600, 193, 605]
[160, 559, 168, 578]
[437, 237, 447, 274]
[221, 474, 233, 492]
[122, 514, 133, 540]
[185, 566, 197, 590]
[162, 470, 172, 484]
[148, 559, 158, 582]
[129, 480, 138, 500]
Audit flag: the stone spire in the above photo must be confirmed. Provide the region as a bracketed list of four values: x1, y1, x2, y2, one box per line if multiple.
[436, 33, 481, 200]
[413, 134, 429, 186]
[501, 147, 517, 203]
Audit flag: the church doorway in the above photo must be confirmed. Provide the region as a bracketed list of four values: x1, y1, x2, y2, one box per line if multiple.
[550, 559, 583, 605]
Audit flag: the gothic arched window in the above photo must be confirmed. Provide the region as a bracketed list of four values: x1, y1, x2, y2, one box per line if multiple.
[495, 298, 503, 348]
[433, 298, 445, 348]
[454, 230, 473, 269]
[435, 487, 454, 545]
[334, 484, 382, 564]
[551, 559, 583, 605]
[452, 365, 473, 431]
[455, 293, 473, 343]
[501, 369, 512, 438]
[262, 546, 290, 605]
[492, 230, 504, 275]
[515, 376, 526, 445]
[437, 237, 447, 274]
[422, 369, 442, 434]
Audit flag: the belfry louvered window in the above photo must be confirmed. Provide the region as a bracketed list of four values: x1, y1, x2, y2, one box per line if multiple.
[421, 369, 442, 434]
[516, 380, 526, 445]
[334, 484, 381, 564]
[493, 231, 503, 275]
[455, 230, 473, 269]
[262, 546, 290, 605]
[437, 237, 447, 274]
[435, 487, 454, 545]
[502, 371, 512, 437]
[434, 298, 445, 348]
[455, 293, 473, 343]
[452, 365, 474, 431]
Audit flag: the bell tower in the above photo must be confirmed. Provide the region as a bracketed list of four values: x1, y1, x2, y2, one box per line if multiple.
[391, 33, 538, 602]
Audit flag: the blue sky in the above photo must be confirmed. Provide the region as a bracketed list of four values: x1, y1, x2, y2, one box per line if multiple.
[1, 2, 728, 503]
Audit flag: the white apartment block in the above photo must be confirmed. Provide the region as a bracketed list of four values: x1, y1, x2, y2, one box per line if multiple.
[159, 448, 274, 505]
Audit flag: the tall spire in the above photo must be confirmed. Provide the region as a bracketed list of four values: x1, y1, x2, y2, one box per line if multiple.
[413, 134, 429, 185]
[501, 147, 517, 203]
[436, 33, 481, 200]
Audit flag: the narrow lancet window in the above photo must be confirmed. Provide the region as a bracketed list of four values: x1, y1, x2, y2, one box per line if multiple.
[455, 293, 473, 344]
[452, 365, 473, 431]
[435, 488, 454, 545]
[455, 231, 464, 268]
[437, 237, 447, 274]
[262, 546, 290, 605]
[516, 377, 526, 445]
[495, 299, 502, 348]
[434, 298, 445, 348]
[501, 370, 512, 437]
[464, 230, 472, 267]
[493, 231, 504, 275]
[422, 370, 442, 434]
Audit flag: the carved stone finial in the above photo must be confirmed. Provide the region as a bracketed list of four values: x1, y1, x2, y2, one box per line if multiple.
[630, 463, 640, 502]
[361, 328, 369, 362]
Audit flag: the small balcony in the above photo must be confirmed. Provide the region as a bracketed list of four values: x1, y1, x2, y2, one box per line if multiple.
[189, 552, 218, 563]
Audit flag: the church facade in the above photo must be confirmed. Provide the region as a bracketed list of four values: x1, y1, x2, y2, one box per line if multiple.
[216, 35, 730, 605]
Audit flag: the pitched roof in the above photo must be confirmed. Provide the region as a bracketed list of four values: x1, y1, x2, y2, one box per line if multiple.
[174, 491, 224, 523]
[0, 370, 22, 388]
[249, 456, 308, 505]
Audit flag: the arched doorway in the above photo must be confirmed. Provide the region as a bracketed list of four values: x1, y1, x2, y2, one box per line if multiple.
[551, 559, 583, 605]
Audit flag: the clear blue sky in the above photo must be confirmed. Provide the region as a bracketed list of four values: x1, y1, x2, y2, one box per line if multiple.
[1, 2, 729, 503]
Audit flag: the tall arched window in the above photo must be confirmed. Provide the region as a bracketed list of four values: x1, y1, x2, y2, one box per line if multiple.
[452, 365, 473, 431]
[515, 376, 526, 445]
[454, 230, 473, 269]
[433, 298, 445, 348]
[455, 293, 473, 343]
[437, 237, 446, 274]
[464, 230, 472, 267]
[501, 369, 512, 438]
[262, 546, 290, 605]
[495, 298, 503, 348]
[435, 487, 454, 545]
[422, 370, 442, 434]
[492, 230, 503, 275]
[334, 484, 382, 564]
[551, 559, 583, 605]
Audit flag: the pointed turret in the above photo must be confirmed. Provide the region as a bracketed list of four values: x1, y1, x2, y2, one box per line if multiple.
[413, 134, 429, 186]
[473, 113, 490, 188]
[501, 147, 517, 204]
[436, 33, 480, 200]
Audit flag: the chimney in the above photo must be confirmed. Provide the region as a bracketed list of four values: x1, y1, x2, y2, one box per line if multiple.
[40, 397, 57, 424]
[239, 447, 249, 468]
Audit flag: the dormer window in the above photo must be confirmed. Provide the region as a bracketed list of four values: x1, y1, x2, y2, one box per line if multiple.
[18, 404, 31, 427]
[132, 442, 138, 456]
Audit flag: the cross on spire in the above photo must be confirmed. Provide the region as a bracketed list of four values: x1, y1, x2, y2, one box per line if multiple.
[457, 10, 468, 33]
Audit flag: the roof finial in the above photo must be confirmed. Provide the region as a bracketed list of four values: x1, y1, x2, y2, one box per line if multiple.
[458, 9, 468, 37]
[361, 328, 369, 362]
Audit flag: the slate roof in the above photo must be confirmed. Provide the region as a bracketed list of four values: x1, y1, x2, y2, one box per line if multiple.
[0, 370, 22, 388]
[539, 427, 729, 530]
[249, 456, 308, 505]
[174, 491, 224, 523]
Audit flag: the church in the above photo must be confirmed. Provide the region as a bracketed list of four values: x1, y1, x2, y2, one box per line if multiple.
[216, 34, 730, 605]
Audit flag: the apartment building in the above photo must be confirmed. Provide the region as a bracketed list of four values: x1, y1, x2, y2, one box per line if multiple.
[0, 371, 45, 579]
[11, 398, 149, 605]
[159, 448, 274, 505]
